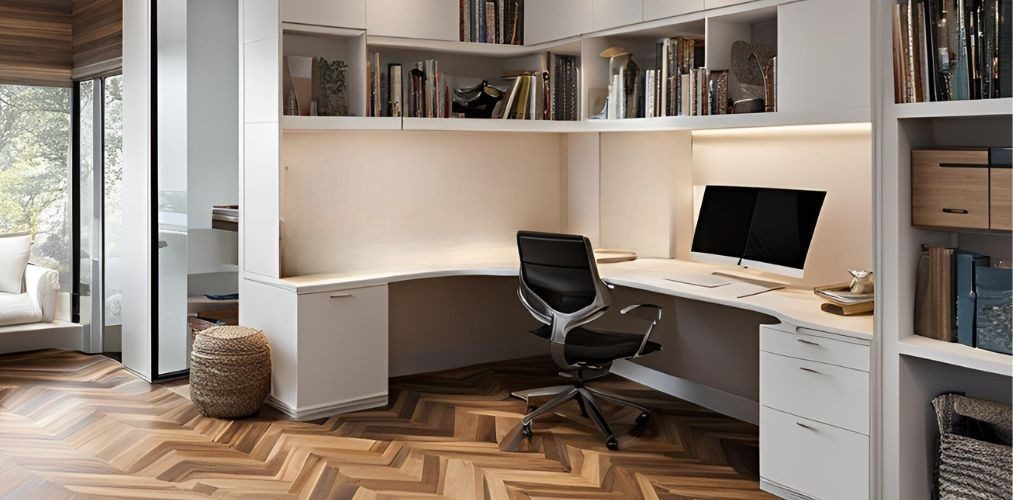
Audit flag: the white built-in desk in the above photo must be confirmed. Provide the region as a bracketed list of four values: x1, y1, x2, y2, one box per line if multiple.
[243, 257, 871, 415]
[243, 257, 874, 499]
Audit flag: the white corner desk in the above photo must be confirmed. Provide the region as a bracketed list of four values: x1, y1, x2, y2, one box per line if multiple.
[242, 256, 874, 500]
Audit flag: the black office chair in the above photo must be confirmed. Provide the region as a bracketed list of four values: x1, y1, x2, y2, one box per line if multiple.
[514, 231, 663, 450]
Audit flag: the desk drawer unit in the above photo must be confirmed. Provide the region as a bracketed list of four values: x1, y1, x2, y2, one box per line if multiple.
[760, 406, 870, 500]
[760, 325, 870, 371]
[759, 324, 871, 500]
[760, 351, 869, 434]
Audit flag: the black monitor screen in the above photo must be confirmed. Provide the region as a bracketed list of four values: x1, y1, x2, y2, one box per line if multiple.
[741, 188, 826, 271]
[691, 186, 759, 260]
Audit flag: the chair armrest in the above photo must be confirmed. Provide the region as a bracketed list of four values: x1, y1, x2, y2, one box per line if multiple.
[620, 304, 662, 357]
[24, 265, 59, 322]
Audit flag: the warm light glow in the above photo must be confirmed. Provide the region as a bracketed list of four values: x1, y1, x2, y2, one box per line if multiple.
[691, 122, 872, 138]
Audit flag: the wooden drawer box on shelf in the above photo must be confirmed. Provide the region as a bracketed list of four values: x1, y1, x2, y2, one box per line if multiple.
[912, 148, 990, 230]
[991, 167, 1012, 231]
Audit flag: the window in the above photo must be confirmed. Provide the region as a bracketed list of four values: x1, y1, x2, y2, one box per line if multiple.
[0, 84, 73, 289]
[104, 75, 124, 328]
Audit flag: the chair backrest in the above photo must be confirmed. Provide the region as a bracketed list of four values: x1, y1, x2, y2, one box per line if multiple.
[516, 231, 603, 314]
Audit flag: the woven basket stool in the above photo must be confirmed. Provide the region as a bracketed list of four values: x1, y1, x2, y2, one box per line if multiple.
[190, 326, 271, 419]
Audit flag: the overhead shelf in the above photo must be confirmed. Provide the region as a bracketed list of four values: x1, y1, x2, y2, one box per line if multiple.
[892, 98, 1013, 120]
[281, 108, 871, 133]
[366, 35, 582, 57]
[282, 116, 402, 131]
[590, 107, 871, 132]
[898, 335, 1012, 377]
[401, 117, 589, 133]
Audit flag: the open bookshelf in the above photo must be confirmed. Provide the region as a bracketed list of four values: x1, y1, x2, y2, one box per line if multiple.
[270, 0, 868, 134]
[874, 0, 1013, 498]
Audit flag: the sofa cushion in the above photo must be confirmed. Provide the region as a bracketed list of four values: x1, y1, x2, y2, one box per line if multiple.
[0, 293, 42, 327]
[0, 234, 31, 294]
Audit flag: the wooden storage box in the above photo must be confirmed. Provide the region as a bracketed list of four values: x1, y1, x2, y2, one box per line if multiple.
[912, 148, 991, 230]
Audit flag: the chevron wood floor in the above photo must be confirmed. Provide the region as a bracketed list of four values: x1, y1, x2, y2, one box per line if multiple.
[0, 350, 773, 499]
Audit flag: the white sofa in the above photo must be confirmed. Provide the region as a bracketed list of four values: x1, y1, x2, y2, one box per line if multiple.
[0, 264, 59, 327]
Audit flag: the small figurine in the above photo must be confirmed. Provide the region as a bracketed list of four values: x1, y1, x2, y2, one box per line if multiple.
[849, 270, 874, 294]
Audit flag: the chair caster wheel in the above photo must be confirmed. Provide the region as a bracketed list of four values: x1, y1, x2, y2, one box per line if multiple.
[521, 421, 533, 438]
[630, 412, 650, 437]
[606, 438, 619, 451]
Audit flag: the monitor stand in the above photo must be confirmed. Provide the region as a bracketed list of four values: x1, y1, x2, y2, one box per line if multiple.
[711, 268, 790, 290]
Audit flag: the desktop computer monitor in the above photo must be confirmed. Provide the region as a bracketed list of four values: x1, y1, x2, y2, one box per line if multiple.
[690, 186, 758, 266]
[691, 185, 827, 278]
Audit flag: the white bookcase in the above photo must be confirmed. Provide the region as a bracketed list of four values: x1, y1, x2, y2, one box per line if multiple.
[238, 1, 887, 495]
[872, 1, 1013, 499]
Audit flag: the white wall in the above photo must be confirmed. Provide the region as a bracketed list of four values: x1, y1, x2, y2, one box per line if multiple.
[599, 131, 693, 259]
[280, 131, 565, 276]
[691, 125, 873, 288]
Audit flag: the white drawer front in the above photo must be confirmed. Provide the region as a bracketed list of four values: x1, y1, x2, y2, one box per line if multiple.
[761, 325, 870, 372]
[760, 351, 869, 435]
[760, 407, 869, 500]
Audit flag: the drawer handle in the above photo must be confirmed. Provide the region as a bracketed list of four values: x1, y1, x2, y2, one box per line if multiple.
[942, 208, 969, 214]
[796, 422, 819, 431]
[329, 293, 353, 299]
[799, 367, 824, 375]
[797, 339, 822, 347]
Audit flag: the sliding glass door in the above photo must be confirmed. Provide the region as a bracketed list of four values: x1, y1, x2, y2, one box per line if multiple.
[75, 76, 123, 353]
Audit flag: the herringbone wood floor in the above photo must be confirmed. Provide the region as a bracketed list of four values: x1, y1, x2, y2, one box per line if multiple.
[0, 350, 773, 499]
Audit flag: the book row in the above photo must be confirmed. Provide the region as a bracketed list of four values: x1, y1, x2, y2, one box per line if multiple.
[459, 0, 524, 45]
[366, 52, 579, 121]
[892, 0, 1012, 103]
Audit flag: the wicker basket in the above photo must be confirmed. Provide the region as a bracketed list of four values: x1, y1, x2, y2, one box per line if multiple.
[933, 393, 1013, 500]
[190, 326, 271, 419]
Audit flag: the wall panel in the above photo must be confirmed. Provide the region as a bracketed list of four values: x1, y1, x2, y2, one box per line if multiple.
[280, 131, 564, 276]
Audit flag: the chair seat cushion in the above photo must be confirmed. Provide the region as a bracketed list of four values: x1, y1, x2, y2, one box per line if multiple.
[530, 324, 662, 365]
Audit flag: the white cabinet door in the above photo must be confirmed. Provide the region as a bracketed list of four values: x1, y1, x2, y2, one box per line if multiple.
[281, 0, 365, 29]
[776, 0, 871, 113]
[643, 0, 704, 21]
[704, 0, 753, 8]
[761, 407, 870, 500]
[526, 0, 591, 44]
[298, 285, 389, 409]
[592, 0, 642, 31]
[244, 0, 279, 43]
[367, 0, 459, 41]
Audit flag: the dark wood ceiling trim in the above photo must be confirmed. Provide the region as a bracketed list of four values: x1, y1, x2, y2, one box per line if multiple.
[72, 0, 122, 80]
[0, 0, 74, 87]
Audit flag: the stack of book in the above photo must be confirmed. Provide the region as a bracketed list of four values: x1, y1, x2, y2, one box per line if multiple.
[892, 0, 1012, 104]
[652, 37, 706, 117]
[211, 205, 239, 232]
[671, 68, 730, 117]
[368, 53, 451, 118]
[494, 73, 547, 119]
[605, 37, 737, 119]
[459, 0, 524, 45]
[550, 54, 580, 121]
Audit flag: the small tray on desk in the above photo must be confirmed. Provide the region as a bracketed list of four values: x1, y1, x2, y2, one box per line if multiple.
[815, 282, 874, 316]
